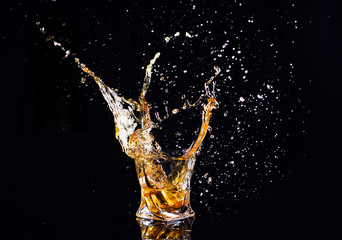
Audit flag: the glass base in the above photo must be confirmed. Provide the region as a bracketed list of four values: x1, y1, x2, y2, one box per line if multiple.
[136, 204, 195, 222]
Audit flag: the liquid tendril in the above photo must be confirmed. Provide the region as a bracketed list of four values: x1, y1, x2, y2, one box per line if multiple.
[37, 22, 220, 221]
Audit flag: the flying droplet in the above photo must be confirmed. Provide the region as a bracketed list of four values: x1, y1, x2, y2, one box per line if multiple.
[172, 109, 179, 114]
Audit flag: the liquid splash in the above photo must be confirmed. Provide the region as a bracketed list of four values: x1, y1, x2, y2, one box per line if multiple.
[31, 0, 308, 223]
[37, 22, 220, 221]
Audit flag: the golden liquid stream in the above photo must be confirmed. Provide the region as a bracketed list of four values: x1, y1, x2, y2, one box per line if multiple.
[38, 22, 220, 220]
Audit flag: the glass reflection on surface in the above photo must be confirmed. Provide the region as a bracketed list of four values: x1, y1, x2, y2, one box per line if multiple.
[137, 217, 194, 240]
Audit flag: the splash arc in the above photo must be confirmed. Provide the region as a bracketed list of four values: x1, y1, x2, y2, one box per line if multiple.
[39, 24, 219, 221]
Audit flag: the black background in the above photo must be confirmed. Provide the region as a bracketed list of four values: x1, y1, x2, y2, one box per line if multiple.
[1, 0, 341, 239]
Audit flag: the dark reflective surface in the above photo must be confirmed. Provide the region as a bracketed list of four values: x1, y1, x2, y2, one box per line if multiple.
[1, 134, 337, 239]
[137, 217, 194, 239]
[2, 0, 340, 239]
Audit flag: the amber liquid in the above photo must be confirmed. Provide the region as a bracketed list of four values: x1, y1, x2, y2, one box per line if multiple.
[76, 52, 218, 221]
[40, 25, 219, 221]
[124, 58, 218, 220]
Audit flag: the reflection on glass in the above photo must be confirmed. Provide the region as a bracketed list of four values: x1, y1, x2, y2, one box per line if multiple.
[137, 217, 194, 240]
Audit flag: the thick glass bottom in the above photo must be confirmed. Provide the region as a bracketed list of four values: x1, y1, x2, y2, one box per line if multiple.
[136, 204, 195, 222]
